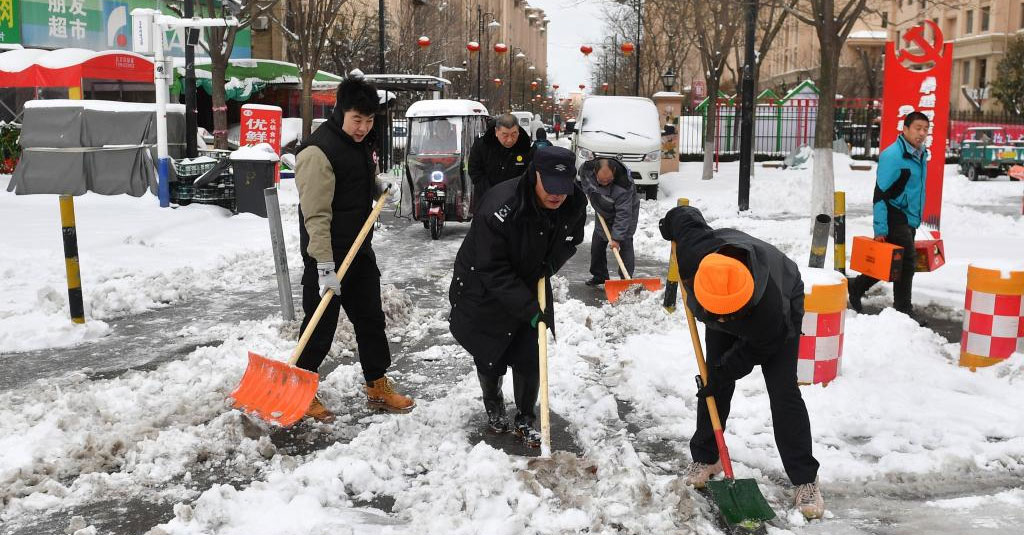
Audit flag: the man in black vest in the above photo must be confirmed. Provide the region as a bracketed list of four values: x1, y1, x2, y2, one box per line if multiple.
[294, 75, 414, 421]
[449, 146, 587, 446]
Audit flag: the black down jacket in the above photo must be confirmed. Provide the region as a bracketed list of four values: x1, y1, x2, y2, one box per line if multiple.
[659, 205, 806, 380]
[467, 125, 533, 211]
[449, 166, 587, 369]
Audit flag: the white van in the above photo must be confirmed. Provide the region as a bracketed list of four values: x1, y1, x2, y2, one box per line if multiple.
[572, 96, 662, 199]
[511, 111, 534, 136]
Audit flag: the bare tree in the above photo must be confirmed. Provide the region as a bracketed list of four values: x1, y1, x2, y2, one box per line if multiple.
[165, 0, 277, 150]
[327, 4, 380, 77]
[690, 0, 741, 180]
[785, 0, 868, 220]
[275, 0, 349, 138]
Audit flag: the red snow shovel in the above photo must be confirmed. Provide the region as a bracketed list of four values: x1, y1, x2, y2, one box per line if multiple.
[680, 283, 776, 529]
[596, 213, 662, 303]
[230, 187, 392, 427]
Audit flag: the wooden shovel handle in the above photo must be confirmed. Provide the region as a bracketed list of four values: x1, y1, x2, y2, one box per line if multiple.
[677, 246, 735, 479]
[596, 212, 632, 280]
[537, 277, 552, 458]
[288, 187, 391, 365]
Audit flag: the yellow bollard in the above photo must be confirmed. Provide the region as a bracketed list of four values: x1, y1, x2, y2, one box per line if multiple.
[834, 191, 846, 274]
[60, 195, 85, 324]
[663, 198, 689, 312]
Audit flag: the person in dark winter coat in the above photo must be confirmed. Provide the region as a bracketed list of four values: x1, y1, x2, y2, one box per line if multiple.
[293, 75, 414, 421]
[659, 205, 824, 520]
[468, 113, 534, 212]
[849, 111, 929, 325]
[449, 146, 587, 446]
[532, 128, 553, 150]
[579, 158, 640, 286]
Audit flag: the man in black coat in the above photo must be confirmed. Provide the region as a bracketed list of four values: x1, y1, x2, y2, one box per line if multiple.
[449, 146, 586, 446]
[293, 75, 414, 422]
[468, 113, 533, 213]
[659, 205, 824, 520]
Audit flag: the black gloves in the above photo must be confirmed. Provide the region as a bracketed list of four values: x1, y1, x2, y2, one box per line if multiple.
[695, 364, 725, 399]
[530, 307, 556, 340]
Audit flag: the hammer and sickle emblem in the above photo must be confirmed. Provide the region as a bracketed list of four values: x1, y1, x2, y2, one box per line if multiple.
[897, 20, 945, 64]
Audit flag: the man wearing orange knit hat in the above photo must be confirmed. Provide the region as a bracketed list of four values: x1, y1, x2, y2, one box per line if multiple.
[659, 205, 824, 520]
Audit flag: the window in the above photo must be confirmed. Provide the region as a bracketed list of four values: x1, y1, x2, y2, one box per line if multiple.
[965, 10, 974, 34]
[945, 16, 958, 38]
[1021, 2, 1024, 28]
[882, 12, 888, 28]
[978, 58, 988, 87]
[981, 6, 990, 32]
[962, 60, 971, 85]
[919, 0, 925, 8]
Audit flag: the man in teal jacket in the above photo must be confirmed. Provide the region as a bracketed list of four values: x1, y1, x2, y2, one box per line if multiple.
[849, 111, 930, 323]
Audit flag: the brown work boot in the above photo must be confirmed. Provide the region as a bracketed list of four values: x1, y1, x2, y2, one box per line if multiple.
[365, 376, 415, 413]
[304, 395, 335, 423]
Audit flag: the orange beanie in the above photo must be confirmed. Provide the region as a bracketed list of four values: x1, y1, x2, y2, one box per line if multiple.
[694, 253, 755, 315]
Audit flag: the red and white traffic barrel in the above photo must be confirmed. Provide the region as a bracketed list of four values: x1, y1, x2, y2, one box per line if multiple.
[797, 268, 849, 386]
[960, 263, 1024, 371]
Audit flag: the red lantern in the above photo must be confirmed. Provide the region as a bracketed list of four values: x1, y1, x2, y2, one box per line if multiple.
[493, 43, 508, 54]
[418, 36, 431, 48]
[466, 41, 480, 53]
[579, 84, 586, 90]
[552, 84, 559, 90]
[601, 82, 609, 93]
[620, 42, 635, 55]
[580, 45, 593, 56]
[530, 81, 539, 90]
[493, 78, 503, 87]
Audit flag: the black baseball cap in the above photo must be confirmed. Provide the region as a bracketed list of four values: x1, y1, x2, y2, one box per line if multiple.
[534, 146, 577, 195]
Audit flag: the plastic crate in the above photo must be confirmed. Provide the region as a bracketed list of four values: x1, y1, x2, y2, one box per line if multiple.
[173, 156, 219, 179]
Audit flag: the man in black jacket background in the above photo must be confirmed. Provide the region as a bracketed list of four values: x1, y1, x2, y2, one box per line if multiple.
[660, 205, 824, 520]
[449, 146, 586, 446]
[468, 113, 533, 212]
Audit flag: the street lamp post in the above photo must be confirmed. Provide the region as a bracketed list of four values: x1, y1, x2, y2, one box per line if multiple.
[634, 0, 641, 96]
[476, 6, 499, 101]
[509, 48, 525, 110]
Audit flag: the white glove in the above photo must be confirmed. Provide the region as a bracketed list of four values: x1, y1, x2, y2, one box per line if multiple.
[316, 261, 340, 296]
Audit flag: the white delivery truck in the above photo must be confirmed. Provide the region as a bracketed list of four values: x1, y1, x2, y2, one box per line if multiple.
[572, 96, 662, 200]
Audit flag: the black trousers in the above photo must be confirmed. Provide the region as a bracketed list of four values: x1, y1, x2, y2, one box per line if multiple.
[851, 223, 917, 313]
[690, 327, 820, 486]
[295, 250, 391, 384]
[590, 221, 635, 281]
[476, 323, 540, 424]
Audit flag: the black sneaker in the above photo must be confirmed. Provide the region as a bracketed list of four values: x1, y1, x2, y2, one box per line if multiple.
[848, 285, 864, 313]
[903, 310, 929, 328]
[585, 277, 605, 287]
[514, 420, 541, 448]
[486, 410, 511, 433]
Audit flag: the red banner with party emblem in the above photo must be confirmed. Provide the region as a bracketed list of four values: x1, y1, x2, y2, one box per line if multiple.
[880, 20, 953, 230]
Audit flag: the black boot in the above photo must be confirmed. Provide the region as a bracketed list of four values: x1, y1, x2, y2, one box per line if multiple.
[512, 371, 541, 447]
[848, 276, 869, 313]
[477, 372, 510, 433]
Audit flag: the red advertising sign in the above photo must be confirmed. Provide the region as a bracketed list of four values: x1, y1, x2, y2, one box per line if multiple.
[239, 104, 282, 182]
[880, 20, 953, 230]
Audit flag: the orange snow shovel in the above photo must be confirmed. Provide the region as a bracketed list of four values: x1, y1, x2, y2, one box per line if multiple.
[230, 187, 392, 427]
[596, 213, 662, 303]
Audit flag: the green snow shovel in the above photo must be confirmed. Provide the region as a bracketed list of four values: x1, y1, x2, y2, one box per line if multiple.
[680, 282, 775, 530]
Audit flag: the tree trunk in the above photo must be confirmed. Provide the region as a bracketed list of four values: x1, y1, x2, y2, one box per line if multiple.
[810, 40, 840, 221]
[701, 75, 721, 181]
[211, 61, 229, 150]
[301, 73, 314, 140]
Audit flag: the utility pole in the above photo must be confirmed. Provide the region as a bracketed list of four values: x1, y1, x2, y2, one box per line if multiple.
[634, 0, 641, 96]
[738, 0, 756, 211]
[184, 0, 197, 158]
[477, 5, 483, 100]
[612, 35, 618, 96]
[378, 0, 386, 73]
